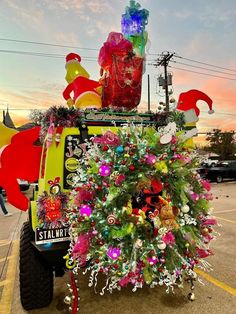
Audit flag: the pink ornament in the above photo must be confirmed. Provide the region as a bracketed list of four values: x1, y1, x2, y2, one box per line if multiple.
[72, 234, 90, 256]
[148, 256, 158, 265]
[162, 231, 176, 246]
[107, 246, 121, 260]
[201, 218, 217, 226]
[145, 154, 157, 165]
[189, 191, 199, 201]
[119, 276, 130, 287]
[201, 179, 211, 191]
[93, 131, 120, 146]
[99, 164, 111, 177]
[80, 204, 92, 217]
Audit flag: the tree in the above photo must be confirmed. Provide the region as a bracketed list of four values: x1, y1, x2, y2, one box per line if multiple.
[206, 129, 236, 159]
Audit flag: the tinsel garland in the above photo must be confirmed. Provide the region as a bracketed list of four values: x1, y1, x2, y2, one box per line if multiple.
[30, 106, 83, 140]
[30, 106, 184, 141]
[66, 123, 217, 296]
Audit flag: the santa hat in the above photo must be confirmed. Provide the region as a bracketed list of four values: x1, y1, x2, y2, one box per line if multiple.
[65, 53, 81, 68]
[177, 89, 214, 117]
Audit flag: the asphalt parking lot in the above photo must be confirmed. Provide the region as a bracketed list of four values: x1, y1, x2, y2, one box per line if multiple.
[0, 182, 236, 314]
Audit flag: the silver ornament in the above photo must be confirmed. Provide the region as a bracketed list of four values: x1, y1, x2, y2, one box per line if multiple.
[64, 295, 72, 305]
[157, 241, 166, 250]
[181, 205, 190, 213]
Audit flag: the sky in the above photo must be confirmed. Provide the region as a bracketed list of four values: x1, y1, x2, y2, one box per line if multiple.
[0, 0, 236, 144]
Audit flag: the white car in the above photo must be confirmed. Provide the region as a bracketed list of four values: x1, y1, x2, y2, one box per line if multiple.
[201, 156, 219, 167]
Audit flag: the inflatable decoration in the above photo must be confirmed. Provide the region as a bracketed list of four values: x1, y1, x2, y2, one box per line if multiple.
[177, 89, 214, 121]
[63, 53, 102, 110]
[0, 127, 42, 210]
[99, 1, 149, 110]
[0, 122, 18, 149]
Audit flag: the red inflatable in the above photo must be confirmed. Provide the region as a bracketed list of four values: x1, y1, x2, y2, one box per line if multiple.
[177, 89, 214, 116]
[0, 127, 42, 211]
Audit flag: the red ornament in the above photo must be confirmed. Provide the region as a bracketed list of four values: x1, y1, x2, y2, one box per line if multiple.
[129, 165, 136, 171]
[103, 145, 109, 151]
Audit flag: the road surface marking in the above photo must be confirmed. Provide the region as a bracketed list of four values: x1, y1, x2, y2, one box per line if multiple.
[214, 209, 236, 214]
[0, 280, 10, 287]
[196, 269, 236, 297]
[0, 239, 19, 314]
[0, 241, 11, 247]
[214, 216, 236, 224]
[0, 256, 13, 263]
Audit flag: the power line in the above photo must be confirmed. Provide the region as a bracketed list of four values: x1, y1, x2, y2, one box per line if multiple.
[0, 37, 161, 57]
[170, 60, 236, 77]
[0, 48, 156, 62]
[169, 65, 236, 81]
[1, 37, 235, 73]
[0, 49, 97, 61]
[175, 54, 236, 73]
[0, 38, 99, 51]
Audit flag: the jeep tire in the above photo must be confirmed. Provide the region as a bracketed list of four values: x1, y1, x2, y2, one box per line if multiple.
[20, 221, 54, 310]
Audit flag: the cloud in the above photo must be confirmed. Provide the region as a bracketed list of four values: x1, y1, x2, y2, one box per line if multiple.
[4, 0, 45, 30]
[0, 83, 63, 110]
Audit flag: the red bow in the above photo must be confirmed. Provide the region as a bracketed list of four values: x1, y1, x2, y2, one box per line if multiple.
[48, 177, 60, 187]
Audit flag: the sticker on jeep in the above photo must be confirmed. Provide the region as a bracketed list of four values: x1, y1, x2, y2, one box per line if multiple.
[64, 135, 84, 189]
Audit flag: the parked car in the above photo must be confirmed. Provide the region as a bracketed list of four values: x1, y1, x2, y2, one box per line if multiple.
[201, 161, 236, 183]
[17, 179, 30, 192]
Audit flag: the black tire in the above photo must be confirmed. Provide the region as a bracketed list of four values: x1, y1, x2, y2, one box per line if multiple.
[216, 175, 223, 183]
[20, 221, 54, 310]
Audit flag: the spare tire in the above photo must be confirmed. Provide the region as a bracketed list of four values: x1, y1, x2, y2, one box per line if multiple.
[19, 221, 54, 310]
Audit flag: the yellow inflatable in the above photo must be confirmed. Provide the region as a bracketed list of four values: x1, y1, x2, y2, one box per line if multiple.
[62, 53, 102, 110]
[0, 122, 18, 149]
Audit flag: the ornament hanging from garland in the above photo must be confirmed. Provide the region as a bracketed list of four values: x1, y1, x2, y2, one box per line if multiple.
[66, 124, 217, 301]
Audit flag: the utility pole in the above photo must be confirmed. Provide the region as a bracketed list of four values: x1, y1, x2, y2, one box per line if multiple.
[155, 52, 174, 111]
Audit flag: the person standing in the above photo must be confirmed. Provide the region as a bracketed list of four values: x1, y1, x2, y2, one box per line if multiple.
[0, 186, 12, 217]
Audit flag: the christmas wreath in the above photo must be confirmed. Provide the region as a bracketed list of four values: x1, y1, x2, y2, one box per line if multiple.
[66, 123, 217, 294]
